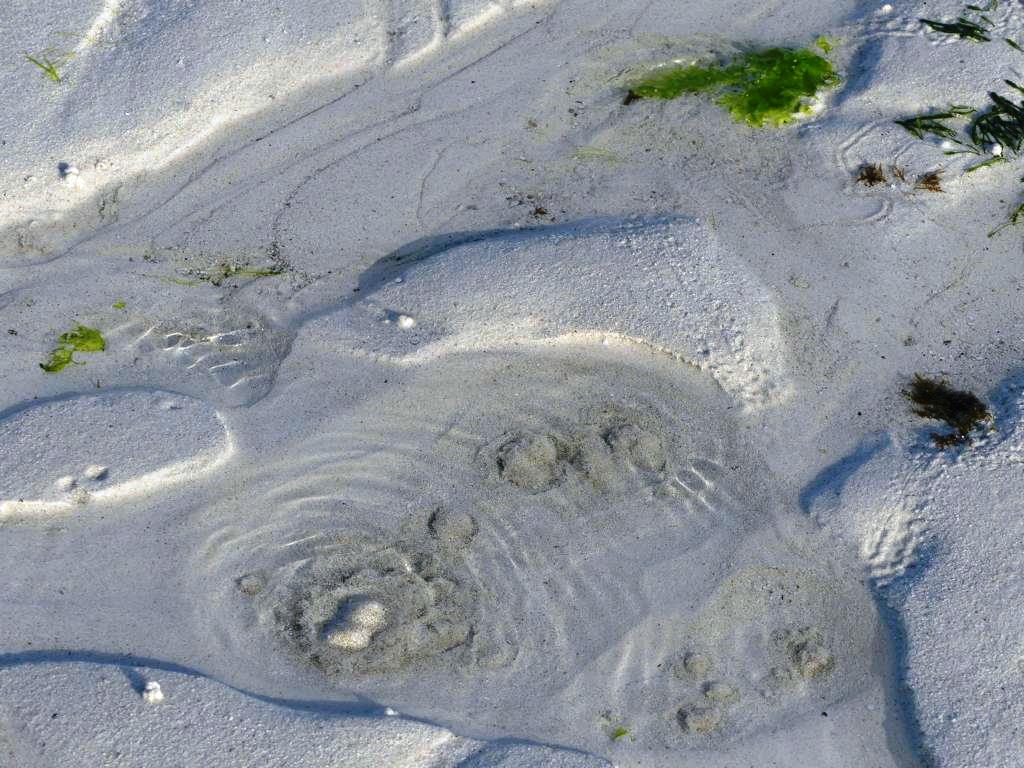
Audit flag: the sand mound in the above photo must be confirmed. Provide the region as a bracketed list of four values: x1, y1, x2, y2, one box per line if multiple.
[0, 388, 231, 517]
[253, 529, 505, 676]
[322, 218, 792, 409]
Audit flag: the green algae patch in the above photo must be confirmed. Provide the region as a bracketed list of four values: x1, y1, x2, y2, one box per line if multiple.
[610, 726, 631, 742]
[625, 46, 839, 127]
[628, 63, 735, 101]
[904, 374, 993, 447]
[40, 346, 76, 373]
[40, 325, 106, 373]
[599, 712, 635, 743]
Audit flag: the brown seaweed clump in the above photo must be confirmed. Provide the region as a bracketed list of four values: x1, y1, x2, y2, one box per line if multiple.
[915, 170, 944, 193]
[904, 374, 993, 447]
[856, 163, 888, 186]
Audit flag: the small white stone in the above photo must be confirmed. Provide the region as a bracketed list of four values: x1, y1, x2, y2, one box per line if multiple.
[991, 144, 1004, 157]
[397, 314, 416, 330]
[83, 464, 108, 481]
[142, 681, 164, 704]
[55, 476, 77, 492]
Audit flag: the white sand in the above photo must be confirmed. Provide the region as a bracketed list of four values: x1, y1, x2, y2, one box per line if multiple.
[0, 661, 608, 767]
[2, 0, 1023, 765]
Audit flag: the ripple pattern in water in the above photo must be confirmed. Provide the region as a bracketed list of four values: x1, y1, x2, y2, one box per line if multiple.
[189, 340, 904, 764]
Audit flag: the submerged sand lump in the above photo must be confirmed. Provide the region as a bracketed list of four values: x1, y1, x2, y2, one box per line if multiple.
[774, 627, 835, 681]
[491, 413, 669, 494]
[256, 535, 490, 675]
[672, 623, 836, 739]
[234, 504, 519, 679]
[324, 596, 388, 651]
[677, 704, 723, 735]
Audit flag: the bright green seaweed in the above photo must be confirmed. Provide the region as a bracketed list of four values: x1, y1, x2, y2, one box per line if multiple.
[625, 46, 840, 127]
[40, 325, 106, 373]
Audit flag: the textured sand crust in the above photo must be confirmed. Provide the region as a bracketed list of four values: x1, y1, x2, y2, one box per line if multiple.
[123, 311, 295, 407]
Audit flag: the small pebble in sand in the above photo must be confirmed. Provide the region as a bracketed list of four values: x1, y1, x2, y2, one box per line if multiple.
[55, 476, 77, 492]
[83, 464, 108, 481]
[236, 573, 265, 596]
[397, 314, 417, 330]
[142, 681, 164, 704]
